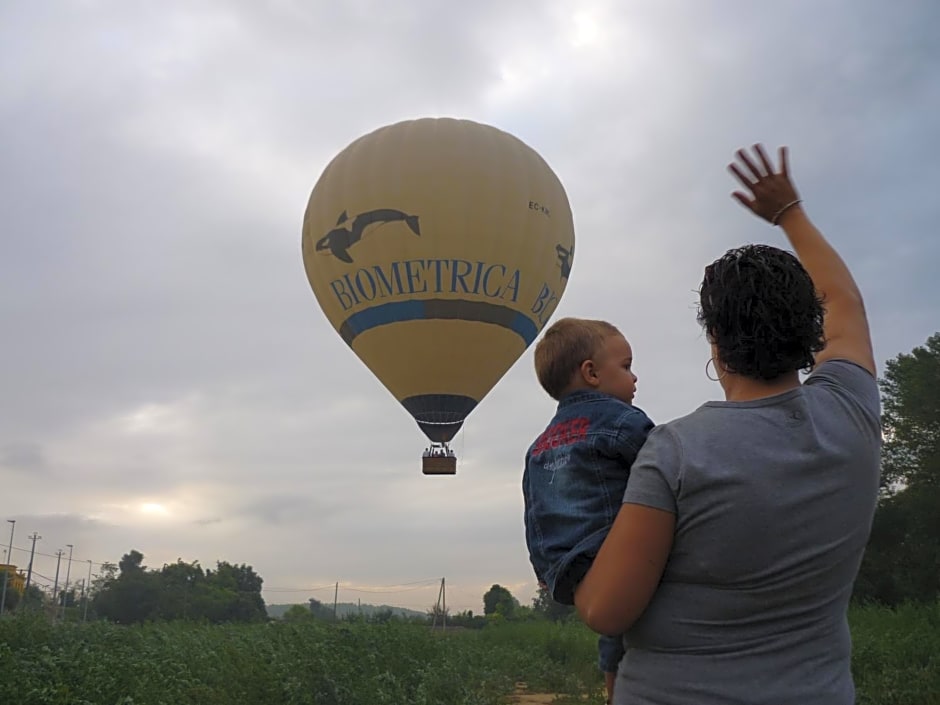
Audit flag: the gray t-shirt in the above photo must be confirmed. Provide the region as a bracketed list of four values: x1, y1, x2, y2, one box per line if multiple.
[618, 359, 881, 705]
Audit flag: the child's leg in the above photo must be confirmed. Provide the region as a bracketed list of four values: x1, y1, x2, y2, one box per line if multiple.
[597, 634, 624, 703]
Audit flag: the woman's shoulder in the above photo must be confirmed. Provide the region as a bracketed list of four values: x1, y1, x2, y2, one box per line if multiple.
[803, 358, 881, 422]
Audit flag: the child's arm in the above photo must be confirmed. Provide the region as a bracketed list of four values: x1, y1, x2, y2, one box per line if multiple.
[526, 405, 654, 606]
[574, 424, 677, 635]
[609, 407, 654, 466]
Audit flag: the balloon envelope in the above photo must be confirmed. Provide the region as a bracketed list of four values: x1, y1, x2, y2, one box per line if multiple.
[301, 117, 575, 443]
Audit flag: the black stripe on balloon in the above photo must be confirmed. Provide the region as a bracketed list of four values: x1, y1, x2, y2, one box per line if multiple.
[401, 394, 478, 443]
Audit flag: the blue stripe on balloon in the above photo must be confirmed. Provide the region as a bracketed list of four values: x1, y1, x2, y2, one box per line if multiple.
[508, 311, 539, 345]
[338, 299, 539, 347]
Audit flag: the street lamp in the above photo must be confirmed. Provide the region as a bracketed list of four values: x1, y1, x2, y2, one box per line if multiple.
[83, 560, 92, 622]
[61, 544, 74, 619]
[0, 519, 15, 616]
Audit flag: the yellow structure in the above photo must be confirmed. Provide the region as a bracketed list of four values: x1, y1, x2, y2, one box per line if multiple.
[301, 118, 575, 473]
[0, 564, 25, 594]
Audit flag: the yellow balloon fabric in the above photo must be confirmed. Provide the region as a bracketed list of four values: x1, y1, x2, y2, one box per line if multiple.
[301, 117, 575, 443]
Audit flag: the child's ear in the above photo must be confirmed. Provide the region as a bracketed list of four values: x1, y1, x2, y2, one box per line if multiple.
[579, 359, 598, 387]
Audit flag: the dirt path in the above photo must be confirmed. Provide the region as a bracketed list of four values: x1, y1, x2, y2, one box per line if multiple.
[507, 681, 602, 704]
[507, 682, 564, 704]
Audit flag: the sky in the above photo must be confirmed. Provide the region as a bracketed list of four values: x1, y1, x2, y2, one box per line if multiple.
[2, 0, 938, 614]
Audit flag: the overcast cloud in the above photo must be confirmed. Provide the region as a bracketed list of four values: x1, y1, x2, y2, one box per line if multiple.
[2, 0, 937, 612]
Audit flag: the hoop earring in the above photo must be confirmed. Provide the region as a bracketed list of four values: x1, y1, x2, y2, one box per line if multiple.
[705, 358, 726, 382]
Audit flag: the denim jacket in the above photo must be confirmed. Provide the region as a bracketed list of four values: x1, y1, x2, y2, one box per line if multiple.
[522, 389, 654, 606]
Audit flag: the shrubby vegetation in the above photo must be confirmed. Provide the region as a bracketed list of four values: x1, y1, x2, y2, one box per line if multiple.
[0, 604, 936, 705]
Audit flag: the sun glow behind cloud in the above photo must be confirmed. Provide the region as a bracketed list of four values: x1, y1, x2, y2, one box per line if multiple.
[569, 10, 603, 48]
[140, 502, 169, 516]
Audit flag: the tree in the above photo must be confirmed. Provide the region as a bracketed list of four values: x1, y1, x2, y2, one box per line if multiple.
[483, 584, 518, 618]
[879, 332, 940, 495]
[854, 485, 940, 605]
[57, 587, 77, 608]
[17, 584, 44, 611]
[283, 604, 315, 622]
[90, 562, 117, 596]
[93, 550, 267, 624]
[158, 559, 206, 620]
[368, 607, 397, 624]
[2, 583, 20, 611]
[203, 561, 267, 623]
[426, 602, 449, 623]
[852, 332, 940, 606]
[446, 609, 487, 629]
[531, 583, 575, 622]
[93, 551, 162, 624]
[119, 550, 146, 575]
[308, 597, 335, 621]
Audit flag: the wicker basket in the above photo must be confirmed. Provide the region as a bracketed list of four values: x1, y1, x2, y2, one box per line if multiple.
[422, 455, 457, 475]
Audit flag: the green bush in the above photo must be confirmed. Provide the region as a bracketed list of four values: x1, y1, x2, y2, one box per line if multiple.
[0, 604, 935, 705]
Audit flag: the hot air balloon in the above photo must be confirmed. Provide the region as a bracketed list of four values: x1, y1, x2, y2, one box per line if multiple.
[301, 117, 575, 475]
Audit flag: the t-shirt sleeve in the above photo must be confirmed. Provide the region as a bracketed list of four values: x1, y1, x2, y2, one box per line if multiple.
[804, 358, 881, 429]
[622, 424, 680, 514]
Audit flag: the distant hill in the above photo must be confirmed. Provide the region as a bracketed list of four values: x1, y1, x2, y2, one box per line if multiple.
[266, 602, 427, 620]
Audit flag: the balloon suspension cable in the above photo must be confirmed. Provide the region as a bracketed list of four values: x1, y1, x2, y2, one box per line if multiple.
[459, 426, 465, 469]
[422, 441, 455, 458]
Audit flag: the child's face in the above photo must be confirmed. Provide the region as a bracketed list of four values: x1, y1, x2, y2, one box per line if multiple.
[591, 334, 638, 404]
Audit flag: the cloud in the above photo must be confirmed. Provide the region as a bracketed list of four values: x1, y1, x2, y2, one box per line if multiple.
[2, 0, 937, 612]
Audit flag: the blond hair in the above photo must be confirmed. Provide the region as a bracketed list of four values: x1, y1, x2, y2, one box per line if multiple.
[534, 317, 621, 400]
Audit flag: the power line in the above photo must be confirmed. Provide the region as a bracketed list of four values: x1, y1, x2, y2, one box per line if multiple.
[14, 545, 448, 597]
[342, 584, 438, 594]
[8, 543, 113, 570]
[263, 578, 440, 595]
[263, 584, 336, 594]
[3, 536, 483, 609]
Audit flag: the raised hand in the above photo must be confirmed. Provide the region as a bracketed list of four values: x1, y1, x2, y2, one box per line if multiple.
[728, 144, 803, 225]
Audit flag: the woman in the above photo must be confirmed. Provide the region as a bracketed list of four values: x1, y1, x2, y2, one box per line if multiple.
[574, 144, 881, 704]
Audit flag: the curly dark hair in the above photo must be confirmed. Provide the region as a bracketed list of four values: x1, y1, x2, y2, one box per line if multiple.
[697, 244, 826, 381]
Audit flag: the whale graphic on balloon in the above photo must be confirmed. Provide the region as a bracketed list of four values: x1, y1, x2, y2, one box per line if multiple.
[315, 209, 421, 264]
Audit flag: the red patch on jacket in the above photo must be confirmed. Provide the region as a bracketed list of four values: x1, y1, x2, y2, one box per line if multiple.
[531, 417, 591, 456]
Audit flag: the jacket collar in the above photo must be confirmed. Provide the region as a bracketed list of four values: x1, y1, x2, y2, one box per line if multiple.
[556, 389, 615, 409]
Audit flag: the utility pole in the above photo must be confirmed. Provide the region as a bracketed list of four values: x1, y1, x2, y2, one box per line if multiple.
[24, 532, 41, 592]
[0, 519, 15, 616]
[432, 577, 447, 632]
[52, 549, 63, 622]
[61, 544, 74, 620]
[83, 560, 92, 622]
[332, 582, 338, 620]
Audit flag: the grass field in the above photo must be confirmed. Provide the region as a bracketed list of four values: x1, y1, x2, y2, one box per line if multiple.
[0, 603, 936, 704]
